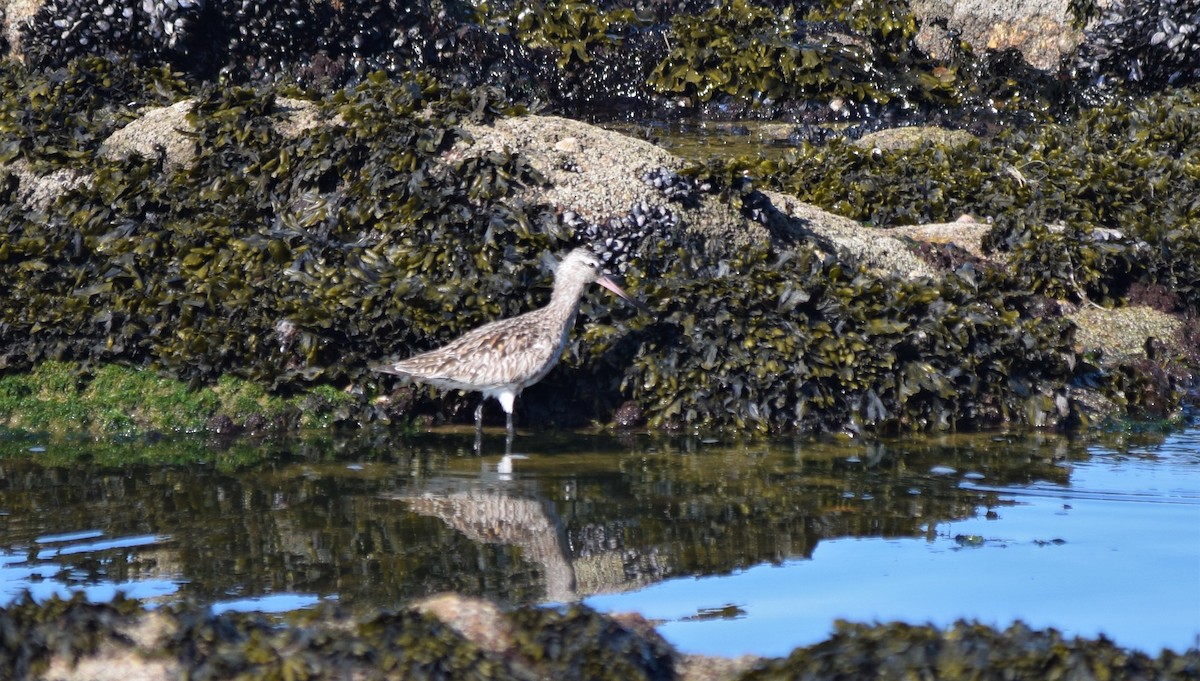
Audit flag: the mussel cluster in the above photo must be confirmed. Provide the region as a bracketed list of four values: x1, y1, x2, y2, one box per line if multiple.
[641, 166, 707, 205]
[12, 0, 1100, 124]
[1077, 0, 1200, 90]
[564, 202, 683, 276]
[22, 0, 204, 67]
[20, 0, 452, 85]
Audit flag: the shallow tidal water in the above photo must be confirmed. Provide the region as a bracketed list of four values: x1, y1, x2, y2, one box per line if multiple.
[0, 425, 1197, 658]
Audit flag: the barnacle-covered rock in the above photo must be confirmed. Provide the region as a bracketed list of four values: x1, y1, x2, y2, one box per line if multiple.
[2, 159, 93, 212]
[1072, 305, 1185, 360]
[850, 125, 977, 153]
[759, 190, 939, 277]
[99, 96, 335, 173]
[889, 218, 993, 259]
[456, 113, 948, 280]
[98, 98, 197, 171]
[911, 0, 1085, 71]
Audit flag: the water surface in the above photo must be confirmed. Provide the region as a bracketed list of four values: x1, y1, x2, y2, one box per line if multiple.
[0, 426, 1196, 657]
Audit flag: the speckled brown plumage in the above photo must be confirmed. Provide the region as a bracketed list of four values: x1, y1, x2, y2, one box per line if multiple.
[373, 247, 647, 451]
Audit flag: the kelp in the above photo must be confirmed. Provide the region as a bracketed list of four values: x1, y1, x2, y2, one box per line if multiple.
[0, 70, 566, 403]
[743, 86, 1200, 310]
[0, 52, 1194, 435]
[623, 243, 1080, 434]
[0, 56, 186, 172]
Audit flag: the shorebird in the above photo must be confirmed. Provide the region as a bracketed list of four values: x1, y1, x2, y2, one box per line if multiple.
[372, 247, 649, 452]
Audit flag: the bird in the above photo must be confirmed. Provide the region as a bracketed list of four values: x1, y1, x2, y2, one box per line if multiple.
[372, 247, 650, 452]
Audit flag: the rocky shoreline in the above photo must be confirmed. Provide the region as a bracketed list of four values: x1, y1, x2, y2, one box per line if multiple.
[1, 81, 1195, 436]
[1, 1, 1199, 675]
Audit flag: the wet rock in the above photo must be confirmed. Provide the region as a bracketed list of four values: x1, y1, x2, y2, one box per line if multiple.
[614, 400, 645, 428]
[242, 412, 268, 433]
[204, 413, 238, 436]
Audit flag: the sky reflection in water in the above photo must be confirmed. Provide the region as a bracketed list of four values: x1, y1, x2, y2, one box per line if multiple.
[589, 456, 1200, 656]
[0, 426, 1196, 657]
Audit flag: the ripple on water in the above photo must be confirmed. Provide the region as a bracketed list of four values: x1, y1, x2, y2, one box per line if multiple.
[0, 427, 1196, 655]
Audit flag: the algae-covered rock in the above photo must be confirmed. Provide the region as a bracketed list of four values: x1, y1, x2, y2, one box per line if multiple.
[741, 619, 1200, 681]
[2, 58, 1194, 435]
[0, 594, 676, 681]
[100, 96, 337, 173]
[1, 594, 1195, 681]
[851, 125, 978, 152]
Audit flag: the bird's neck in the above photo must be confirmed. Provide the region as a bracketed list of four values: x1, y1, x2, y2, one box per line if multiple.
[545, 277, 588, 324]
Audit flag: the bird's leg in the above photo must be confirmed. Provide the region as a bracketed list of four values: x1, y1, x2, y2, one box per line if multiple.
[474, 401, 485, 455]
[505, 410, 514, 455]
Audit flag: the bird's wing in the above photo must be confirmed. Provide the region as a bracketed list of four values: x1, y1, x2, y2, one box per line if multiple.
[376, 314, 563, 390]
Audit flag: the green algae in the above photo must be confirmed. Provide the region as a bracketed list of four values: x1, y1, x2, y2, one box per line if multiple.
[0, 361, 351, 438]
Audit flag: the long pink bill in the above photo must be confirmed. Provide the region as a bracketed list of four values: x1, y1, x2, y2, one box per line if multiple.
[597, 274, 653, 316]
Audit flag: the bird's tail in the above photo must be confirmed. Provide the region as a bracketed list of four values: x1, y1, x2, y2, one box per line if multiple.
[370, 362, 413, 378]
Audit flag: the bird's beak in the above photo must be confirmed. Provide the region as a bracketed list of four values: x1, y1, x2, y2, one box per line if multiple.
[597, 274, 653, 315]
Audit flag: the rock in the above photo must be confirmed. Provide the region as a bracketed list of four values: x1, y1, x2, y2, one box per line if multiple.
[4, 159, 93, 212]
[414, 593, 516, 656]
[461, 114, 942, 278]
[911, 0, 1084, 71]
[99, 99, 199, 172]
[614, 400, 644, 428]
[760, 190, 939, 277]
[1070, 305, 1185, 361]
[889, 218, 992, 258]
[1, 0, 41, 61]
[100, 97, 334, 174]
[851, 126, 978, 153]
[204, 414, 238, 435]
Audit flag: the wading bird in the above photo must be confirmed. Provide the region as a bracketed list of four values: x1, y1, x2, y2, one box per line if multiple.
[373, 248, 649, 452]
